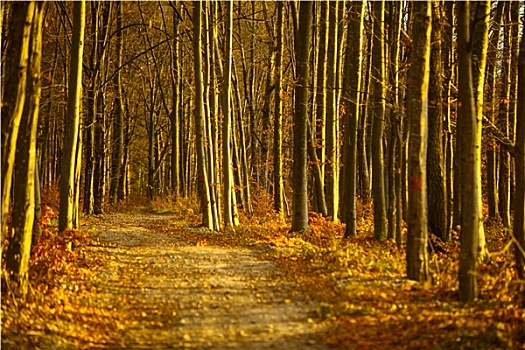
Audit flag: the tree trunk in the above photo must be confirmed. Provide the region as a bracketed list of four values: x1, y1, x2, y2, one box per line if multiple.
[471, 1, 490, 257]
[193, 1, 214, 230]
[371, 0, 387, 241]
[110, 2, 123, 205]
[290, 1, 313, 233]
[222, 0, 236, 228]
[325, 1, 339, 221]
[513, 18, 525, 279]
[485, 1, 504, 220]
[498, 5, 511, 228]
[1, 2, 34, 250]
[457, 1, 479, 302]
[341, 0, 365, 238]
[59, 0, 84, 231]
[406, 1, 431, 282]
[5, 2, 43, 297]
[426, 1, 448, 242]
[273, 1, 285, 217]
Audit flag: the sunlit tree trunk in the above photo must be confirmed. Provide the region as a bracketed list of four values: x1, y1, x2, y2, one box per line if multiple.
[1, 2, 34, 250]
[222, 0, 236, 228]
[59, 0, 84, 231]
[457, 1, 479, 302]
[290, 1, 313, 233]
[325, 1, 339, 221]
[193, 1, 214, 230]
[5, 1, 43, 297]
[169, 3, 182, 197]
[471, 0, 490, 257]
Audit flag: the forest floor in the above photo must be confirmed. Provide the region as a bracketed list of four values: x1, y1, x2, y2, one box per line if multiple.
[2, 195, 525, 349]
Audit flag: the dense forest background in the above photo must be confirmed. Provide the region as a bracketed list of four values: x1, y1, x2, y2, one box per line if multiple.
[1, 1, 525, 345]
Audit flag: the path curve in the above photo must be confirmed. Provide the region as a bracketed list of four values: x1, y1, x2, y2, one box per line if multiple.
[84, 212, 330, 349]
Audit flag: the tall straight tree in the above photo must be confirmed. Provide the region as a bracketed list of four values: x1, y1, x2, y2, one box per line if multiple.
[406, 1, 431, 282]
[1, 2, 34, 250]
[273, 1, 285, 217]
[110, 1, 124, 205]
[371, 0, 387, 241]
[59, 1, 85, 232]
[341, 0, 365, 238]
[485, 1, 505, 220]
[169, 2, 182, 197]
[457, 1, 480, 302]
[471, 1, 490, 257]
[514, 17, 525, 280]
[193, 1, 214, 230]
[290, 1, 313, 233]
[222, 0, 236, 228]
[5, 1, 44, 297]
[325, 1, 339, 221]
[427, 1, 448, 242]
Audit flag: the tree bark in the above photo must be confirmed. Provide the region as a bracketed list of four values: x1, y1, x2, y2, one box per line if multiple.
[371, 0, 387, 241]
[406, 1, 431, 282]
[1, 2, 34, 251]
[290, 1, 313, 233]
[5, 2, 43, 297]
[273, 1, 285, 217]
[59, 1, 84, 231]
[457, 1, 479, 302]
[341, 0, 365, 238]
[193, 1, 214, 230]
[426, 1, 448, 242]
[513, 10, 525, 280]
[222, 0, 236, 228]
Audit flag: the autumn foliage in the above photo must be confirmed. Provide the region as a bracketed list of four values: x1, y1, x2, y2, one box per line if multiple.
[3, 187, 523, 349]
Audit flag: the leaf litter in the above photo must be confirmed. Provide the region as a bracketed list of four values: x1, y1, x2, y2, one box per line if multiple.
[2, 201, 525, 349]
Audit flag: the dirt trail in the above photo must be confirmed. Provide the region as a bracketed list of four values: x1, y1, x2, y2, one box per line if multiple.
[82, 212, 330, 349]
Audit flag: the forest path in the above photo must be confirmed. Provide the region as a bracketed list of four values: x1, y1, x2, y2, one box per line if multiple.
[80, 211, 330, 349]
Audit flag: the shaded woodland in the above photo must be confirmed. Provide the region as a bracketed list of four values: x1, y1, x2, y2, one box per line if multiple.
[1, 1, 525, 348]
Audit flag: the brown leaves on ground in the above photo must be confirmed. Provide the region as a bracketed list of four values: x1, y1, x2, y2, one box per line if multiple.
[2, 195, 525, 349]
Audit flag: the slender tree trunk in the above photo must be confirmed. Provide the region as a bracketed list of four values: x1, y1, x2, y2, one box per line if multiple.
[499, 5, 511, 228]
[406, 1, 431, 282]
[457, 1, 479, 302]
[110, 2, 123, 205]
[325, 1, 339, 221]
[471, 1, 490, 257]
[426, 2, 448, 242]
[59, 1, 84, 231]
[307, 119, 328, 217]
[193, 1, 213, 230]
[169, 4, 181, 197]
[273, 1, 285, 217]
[442, 1, 454, 234]
[290, 1, 313, 233]
[222, 0, 236, 228]
[513, 20, 525, 279]
[341, 0, 364, 237]
[485, 1, 504, 220]
[371, 0, 388, 241]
